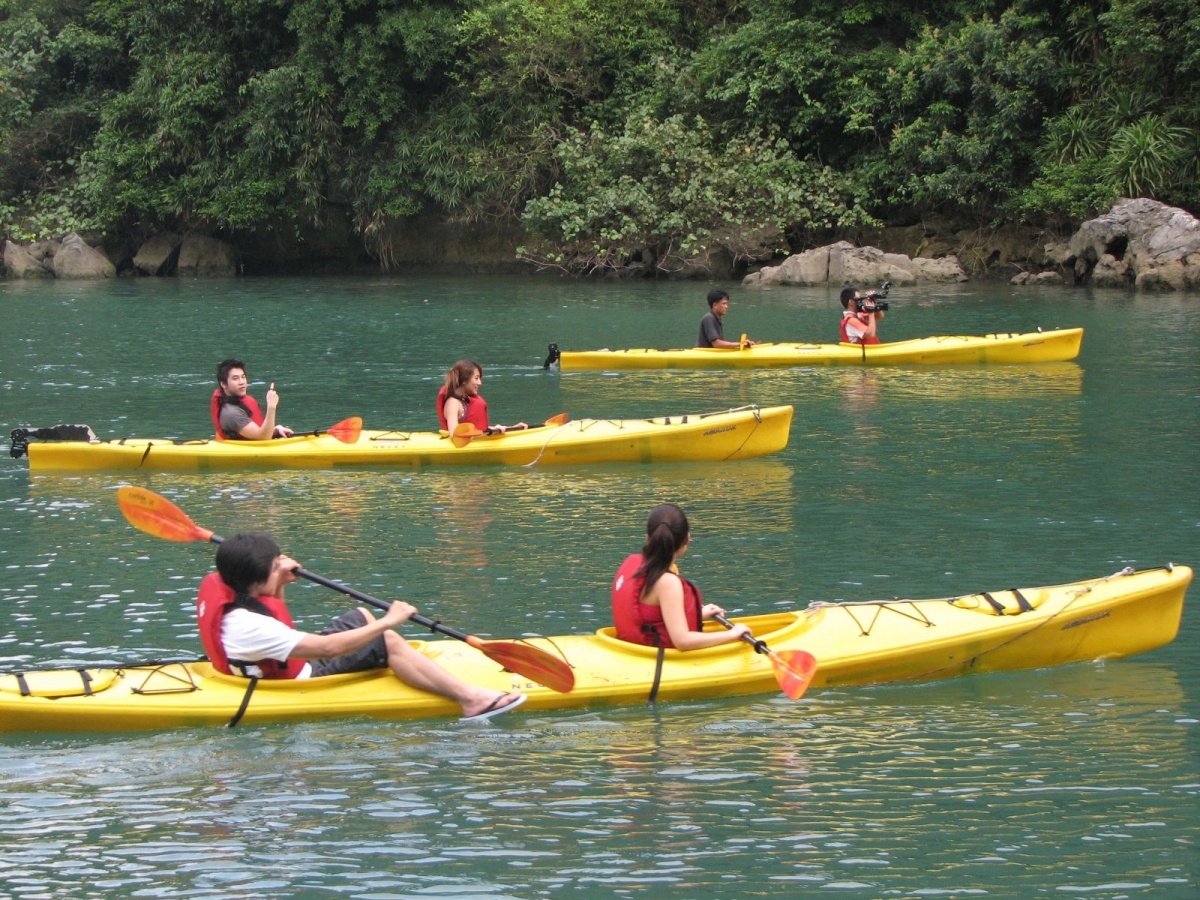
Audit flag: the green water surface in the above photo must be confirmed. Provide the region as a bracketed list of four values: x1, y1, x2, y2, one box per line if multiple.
[1, 276, 1197, 899]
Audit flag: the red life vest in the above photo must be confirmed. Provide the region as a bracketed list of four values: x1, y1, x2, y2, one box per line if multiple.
[195, 572, 307, 678]
[437, 385, 489, 431]
[210, 389, 265, 441]
[840, 313, 880, 345]
[611, 553, 703, 649]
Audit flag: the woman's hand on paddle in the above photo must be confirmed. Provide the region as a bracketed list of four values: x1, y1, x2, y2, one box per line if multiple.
[488, 422, 529, 434]
[704, 603, 751, 639]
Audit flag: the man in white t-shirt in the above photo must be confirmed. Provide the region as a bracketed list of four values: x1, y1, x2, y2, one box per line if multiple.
[202, 532, 525, 722]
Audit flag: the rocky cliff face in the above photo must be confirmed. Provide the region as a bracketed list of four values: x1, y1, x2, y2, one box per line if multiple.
[4, 199, 1199, 288]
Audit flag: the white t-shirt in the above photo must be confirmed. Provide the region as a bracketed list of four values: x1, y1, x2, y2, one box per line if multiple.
[220, 608, 313, 679]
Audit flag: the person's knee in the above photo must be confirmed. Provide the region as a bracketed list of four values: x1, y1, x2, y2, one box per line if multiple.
[358, 606, 375, 622]
[383, 630, 407, 653]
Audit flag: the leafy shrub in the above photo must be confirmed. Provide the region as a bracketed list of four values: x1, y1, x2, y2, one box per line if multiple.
[519, 110, 874, 274]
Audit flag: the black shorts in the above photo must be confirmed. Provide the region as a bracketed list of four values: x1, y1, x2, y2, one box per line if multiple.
[309, 609, 389, 677]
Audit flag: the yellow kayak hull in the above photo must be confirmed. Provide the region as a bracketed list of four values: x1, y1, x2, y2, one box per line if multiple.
[0, 565, 1187, 733]
[557, 329, 1084, 370]
[25, 405, 792, 471]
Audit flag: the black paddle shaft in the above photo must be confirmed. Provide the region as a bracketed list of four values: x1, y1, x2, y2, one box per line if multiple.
[712, 612, 769, 655]
[292, 566, 469, 642]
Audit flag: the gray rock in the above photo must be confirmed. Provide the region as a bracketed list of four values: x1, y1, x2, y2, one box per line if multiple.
[4, 241, 54, 278]
[1067, 198, 1200, 289]
[52, 233, 116, 279]
[743, 241, 966, 287]
[178, 235, 237, 277]
[133, 232, 184, 276]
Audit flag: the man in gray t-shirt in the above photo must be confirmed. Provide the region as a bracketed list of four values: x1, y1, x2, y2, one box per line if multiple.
[215, 358, 293, 440]
[696, 289, 759, 348]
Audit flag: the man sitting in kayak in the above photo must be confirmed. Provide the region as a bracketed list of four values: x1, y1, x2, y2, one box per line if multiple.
[612, 504, 752, 650]
[198, 532, 526, 722]
[839, 286, 885, 345]
[212, 358, 294, 440]
[697, 289, 759, 349]
[437, 360, 527, 435]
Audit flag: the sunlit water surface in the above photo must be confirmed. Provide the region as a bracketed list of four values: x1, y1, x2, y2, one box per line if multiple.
[1, 276, 1198, 898]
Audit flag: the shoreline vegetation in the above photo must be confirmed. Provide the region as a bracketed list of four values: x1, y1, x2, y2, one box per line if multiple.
[2, 0, 1198, 285]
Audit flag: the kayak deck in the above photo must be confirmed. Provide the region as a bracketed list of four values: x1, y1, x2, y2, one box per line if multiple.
[0, 564, 1187, 733]
[555, 329, 1084, 370]
[24, 405, 793, 471]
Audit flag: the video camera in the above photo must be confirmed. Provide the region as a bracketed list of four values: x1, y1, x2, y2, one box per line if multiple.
[855, 281, 892, 314]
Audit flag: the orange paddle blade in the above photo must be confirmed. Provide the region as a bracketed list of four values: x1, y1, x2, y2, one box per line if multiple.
[768, 649, 817, 700]
[543, 412, 569, 427]
[451, 422, 482, 448]
[117, 486, 213, 543]
[325, 417, 363, 443]
[465, 636, 575, 693]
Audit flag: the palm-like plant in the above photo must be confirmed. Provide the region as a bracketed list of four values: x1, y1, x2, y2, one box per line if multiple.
[1105, 114, 1188, 198]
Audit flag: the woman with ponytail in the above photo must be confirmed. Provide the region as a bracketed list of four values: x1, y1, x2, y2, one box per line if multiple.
[437, 360, 528, 435]
[611, 504, 751, 650]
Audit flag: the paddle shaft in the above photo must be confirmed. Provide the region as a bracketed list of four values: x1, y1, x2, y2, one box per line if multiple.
[203, 532, 473, 642]
[712, 612, 771, 656]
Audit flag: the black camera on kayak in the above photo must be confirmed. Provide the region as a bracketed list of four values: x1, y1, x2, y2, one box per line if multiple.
[855, 281, 891, 313]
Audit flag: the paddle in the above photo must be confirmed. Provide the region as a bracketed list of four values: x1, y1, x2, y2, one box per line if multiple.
[451, 412, 569, 449]
[116, 486, 575, 693]
[713, 612, 816, 700]
[311, 417, 363, 444]
[739, 333, 749, 350]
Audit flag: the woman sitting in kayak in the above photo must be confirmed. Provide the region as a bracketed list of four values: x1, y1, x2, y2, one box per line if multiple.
[437, 360, 527, 435]
[612, 504, 752, 650]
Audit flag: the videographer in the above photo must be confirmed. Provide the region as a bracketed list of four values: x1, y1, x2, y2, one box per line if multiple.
[839, 284, 889, 345]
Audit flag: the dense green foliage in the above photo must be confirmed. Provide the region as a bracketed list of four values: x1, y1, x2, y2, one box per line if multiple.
[2, 0, 1198, 271]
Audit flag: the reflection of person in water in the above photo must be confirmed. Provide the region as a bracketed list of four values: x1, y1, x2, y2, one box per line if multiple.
[612, 504, 751, 650]
[437, 360, 527, 435]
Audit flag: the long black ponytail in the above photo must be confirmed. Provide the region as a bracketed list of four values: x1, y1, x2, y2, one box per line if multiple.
[634, 504, 689, 595]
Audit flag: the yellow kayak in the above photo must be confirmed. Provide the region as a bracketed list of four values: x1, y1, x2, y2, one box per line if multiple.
[0, 564, 1187, 733]
[22, 405, 792, 471]
[549, 328, 1084, 371]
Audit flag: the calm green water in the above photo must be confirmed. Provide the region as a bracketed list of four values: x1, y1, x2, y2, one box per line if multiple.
[1, 276, 1198, 899]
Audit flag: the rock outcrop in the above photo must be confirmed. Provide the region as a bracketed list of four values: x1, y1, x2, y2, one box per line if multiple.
[51, 233, 116, 279]
[3, 241, 53, 278]
[177, 235, 237, 277]
[1063, 198, 1200, 290]
[133, 232, 184, 276]
[743, 241, 968, 288]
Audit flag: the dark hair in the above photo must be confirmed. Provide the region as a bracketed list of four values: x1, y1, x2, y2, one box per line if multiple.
[216, 532, 281, 594]
[706, 289, 729, 308]
[839, 287, 858, 309]
[217, 358, 246, 386]
[634, 504, 690, 595]
[443, 360, 482, 396]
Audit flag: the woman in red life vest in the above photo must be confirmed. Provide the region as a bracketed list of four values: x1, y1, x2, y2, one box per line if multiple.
[437, 360, 528, 435]
[211, 358, 294, 440]
[199, 532, 525, 722]
[611, 504, 752, 650]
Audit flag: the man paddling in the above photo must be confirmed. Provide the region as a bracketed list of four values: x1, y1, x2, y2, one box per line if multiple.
[199, 532, 526, 722]
[212, 358, 294, 440]
[697, 289, 759, 349]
